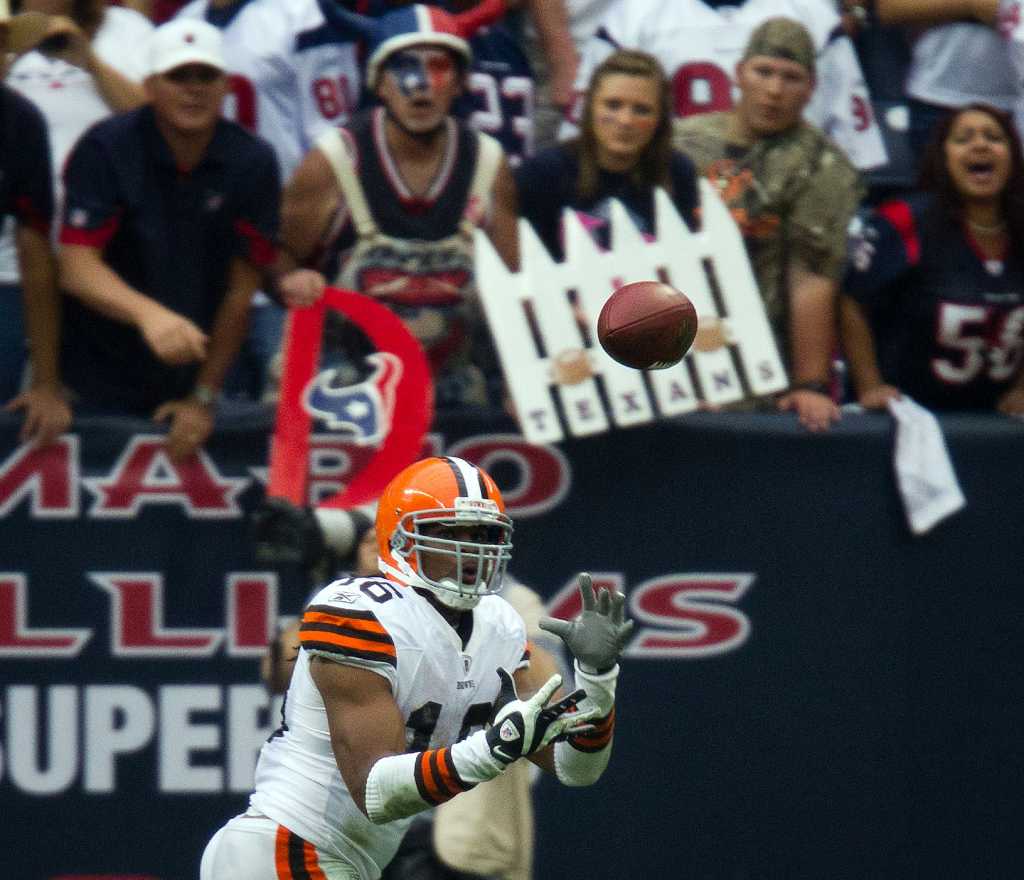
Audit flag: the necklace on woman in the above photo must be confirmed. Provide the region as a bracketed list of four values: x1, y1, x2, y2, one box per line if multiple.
[967, 218, 1007, 234]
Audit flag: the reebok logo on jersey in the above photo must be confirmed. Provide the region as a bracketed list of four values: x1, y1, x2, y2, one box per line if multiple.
[499, 719, 520, 742]
[328, 591, 358, 604]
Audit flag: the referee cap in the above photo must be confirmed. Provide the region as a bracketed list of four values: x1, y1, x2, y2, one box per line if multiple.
[149, 19, 226, 77]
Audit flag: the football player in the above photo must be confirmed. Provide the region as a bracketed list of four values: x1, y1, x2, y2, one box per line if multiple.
[200, 455, 632, 879]
[567, 0, 889, 171]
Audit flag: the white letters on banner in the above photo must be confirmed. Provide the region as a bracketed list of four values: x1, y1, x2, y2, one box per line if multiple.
[475, 179, 788, 444]
[0, 685, 281, 795]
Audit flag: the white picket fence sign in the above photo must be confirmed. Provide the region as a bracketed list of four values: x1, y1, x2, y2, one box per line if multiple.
[474, 178, 787, 444]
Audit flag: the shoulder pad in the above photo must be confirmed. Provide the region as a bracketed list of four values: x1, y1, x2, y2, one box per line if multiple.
[300, 579, 399, 669]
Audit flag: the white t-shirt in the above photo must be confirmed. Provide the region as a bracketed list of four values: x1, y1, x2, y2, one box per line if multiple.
[998, 0, 1024, 137]
[565, 0, 888, 171]
[0, 6, 152, 282]
[905, 23, 1017, 111]
[524, 0, 619, 50]
[175, 0, 361, 183]
[251, 576, 528, 879]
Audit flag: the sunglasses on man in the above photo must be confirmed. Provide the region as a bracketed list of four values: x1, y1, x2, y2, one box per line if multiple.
[164, 65, 223, 85]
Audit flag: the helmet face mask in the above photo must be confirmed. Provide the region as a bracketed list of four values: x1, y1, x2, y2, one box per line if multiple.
[393, 502, 512, 608]
[377, 457, 514, 610]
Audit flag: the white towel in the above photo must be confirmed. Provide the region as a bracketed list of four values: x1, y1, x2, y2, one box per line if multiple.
[888, 396, 966, 535]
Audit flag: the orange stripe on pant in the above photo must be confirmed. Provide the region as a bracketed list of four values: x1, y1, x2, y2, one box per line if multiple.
[274, 825, 327, 880]
[303, 838, 327, 880]
[275, 825, 293, 879]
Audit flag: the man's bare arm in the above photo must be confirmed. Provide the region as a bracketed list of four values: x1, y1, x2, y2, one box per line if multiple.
[6, 226, 71, 445]
[310, 657, 407, 816]
[60, 244, 208, 365]
[280, 148, 343, 267]
[192, 257, 261, 395]
[60, 243, 159, 324]
[17, 226, 60, 392]
[778, 262, 841, 431]
[487, 157, 520, 272]
[788, 263, 838, 388]
[875, 0, 998, 25]
[523, 0, 578, 108]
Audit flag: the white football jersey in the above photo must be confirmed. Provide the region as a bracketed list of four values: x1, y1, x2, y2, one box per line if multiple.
[567, 0, 888, 170]
[523, 0, 618, 50]
[905, 23, 1016, 112]
[251, 576, 529, 879]
[998, 0, 1024, 137]
[175, 0, 360, 182]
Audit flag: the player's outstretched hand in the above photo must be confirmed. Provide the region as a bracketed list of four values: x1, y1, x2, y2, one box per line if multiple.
[539, 572, 634, 673]
[485, 668, 596, 765]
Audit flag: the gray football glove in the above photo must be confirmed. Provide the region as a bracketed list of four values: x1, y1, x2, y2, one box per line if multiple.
[539, 572, 634, 673]
[484, 668, 596, 764]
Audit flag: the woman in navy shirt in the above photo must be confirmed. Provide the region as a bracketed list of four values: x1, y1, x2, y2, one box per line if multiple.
[513, 48, 699, 262]
[841, 103, 1024, 414]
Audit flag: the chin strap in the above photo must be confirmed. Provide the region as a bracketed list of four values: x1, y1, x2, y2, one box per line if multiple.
[553, 661, 618, 787]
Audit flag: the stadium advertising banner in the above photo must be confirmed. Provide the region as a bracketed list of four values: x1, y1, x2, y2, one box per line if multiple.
[2, 410, 1024, 878]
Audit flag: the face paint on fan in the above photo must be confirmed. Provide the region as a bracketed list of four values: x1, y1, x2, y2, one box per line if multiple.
[384, 49, 456, 97]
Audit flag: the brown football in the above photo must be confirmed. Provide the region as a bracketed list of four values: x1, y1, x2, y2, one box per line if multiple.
[597, 281, 699, 370]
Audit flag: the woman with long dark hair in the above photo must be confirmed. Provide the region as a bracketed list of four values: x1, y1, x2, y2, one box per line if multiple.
[840, 103, 1024, 414]
[513, 48, 698, 262]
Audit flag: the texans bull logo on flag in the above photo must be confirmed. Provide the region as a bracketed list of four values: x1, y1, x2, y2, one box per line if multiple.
[303, 351, 403, 445]
[269, 288, 433, 509]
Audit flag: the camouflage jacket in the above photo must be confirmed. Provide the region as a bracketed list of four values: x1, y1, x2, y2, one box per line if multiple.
[673, 112, 864, 357]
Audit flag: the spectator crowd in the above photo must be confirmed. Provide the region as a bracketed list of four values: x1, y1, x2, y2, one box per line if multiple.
[3, 3, 1023, 878]
[2, 0, 1024, 459]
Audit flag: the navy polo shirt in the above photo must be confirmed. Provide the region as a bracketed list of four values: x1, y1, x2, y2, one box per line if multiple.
[0, 84, 54, 235]
[60, 104, 280, 414]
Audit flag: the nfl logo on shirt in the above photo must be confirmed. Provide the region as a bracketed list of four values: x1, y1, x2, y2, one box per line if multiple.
[474, 180, 788, 444]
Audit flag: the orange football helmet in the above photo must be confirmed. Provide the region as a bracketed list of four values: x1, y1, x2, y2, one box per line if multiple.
[376, 456, 513, 609]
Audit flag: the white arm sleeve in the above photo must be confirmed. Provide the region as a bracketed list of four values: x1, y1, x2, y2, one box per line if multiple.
[553, 662, 618, 787]
[363, 729, 508, 824]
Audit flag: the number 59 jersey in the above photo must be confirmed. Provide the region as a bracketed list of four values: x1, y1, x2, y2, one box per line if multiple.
[251, 576, 530, 879]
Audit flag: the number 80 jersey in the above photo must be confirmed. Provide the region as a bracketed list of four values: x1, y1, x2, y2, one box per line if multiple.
[251, 575, 530, 879]
[175, 0, 360, 182]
